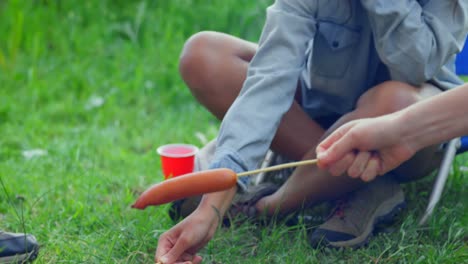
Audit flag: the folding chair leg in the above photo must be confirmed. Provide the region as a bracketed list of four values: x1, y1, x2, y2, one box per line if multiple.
[419, 138, 460, 225]
[253, 150, 275, 186]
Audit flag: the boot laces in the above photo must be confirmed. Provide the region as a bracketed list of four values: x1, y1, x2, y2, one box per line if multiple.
[329, 199, 349, 219]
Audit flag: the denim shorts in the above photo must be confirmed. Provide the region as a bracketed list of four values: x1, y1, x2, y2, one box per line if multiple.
[296, 77, 343, 130]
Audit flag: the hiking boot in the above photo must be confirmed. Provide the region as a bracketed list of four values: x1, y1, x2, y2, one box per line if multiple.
[309, 175, 406, 248]
[0, 231, 39, 263]
[225, 182, 279, 224]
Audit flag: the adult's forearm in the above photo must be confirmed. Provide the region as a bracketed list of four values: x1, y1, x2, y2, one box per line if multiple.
[398, 84, 468, 151]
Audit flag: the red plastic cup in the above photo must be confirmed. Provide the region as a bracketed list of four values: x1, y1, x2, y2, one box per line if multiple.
[157, 144, 199, 179]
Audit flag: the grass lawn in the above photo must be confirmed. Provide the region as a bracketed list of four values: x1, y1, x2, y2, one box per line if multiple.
[0, 1, 466, 263]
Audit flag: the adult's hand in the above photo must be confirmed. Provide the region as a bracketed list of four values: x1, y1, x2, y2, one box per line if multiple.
[316, 115, 417, 182]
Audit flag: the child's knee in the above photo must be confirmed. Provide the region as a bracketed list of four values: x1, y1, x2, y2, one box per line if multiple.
[357, 81, 420, 114]
[179, 31, 220, 89]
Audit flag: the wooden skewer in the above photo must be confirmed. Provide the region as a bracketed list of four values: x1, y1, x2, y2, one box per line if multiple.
[237, 159, 318, 177]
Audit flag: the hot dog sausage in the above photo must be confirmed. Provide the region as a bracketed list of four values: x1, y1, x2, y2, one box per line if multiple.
[131, 168, 237, 209]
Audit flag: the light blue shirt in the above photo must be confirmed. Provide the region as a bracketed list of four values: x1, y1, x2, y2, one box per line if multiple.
[210, 0, 468, 174]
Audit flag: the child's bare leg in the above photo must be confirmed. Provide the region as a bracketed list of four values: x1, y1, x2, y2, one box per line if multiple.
[179, 31, 323, 160]
[257, 81, 442, 215]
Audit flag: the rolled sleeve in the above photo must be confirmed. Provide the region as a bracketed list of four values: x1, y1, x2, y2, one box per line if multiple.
[361, 0, 468, 85]
[211, 0, 318, 172]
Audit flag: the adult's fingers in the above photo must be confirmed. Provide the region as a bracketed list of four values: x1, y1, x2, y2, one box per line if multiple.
[347, 151, 371, 178]
[317, 125, 356, 168]
[328, 152, 356, 177]
[361, 155, 380, 182]
[316, 127, 344, 153]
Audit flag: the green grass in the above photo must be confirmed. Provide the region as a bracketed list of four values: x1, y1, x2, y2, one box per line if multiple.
[0, 1, 467, 263]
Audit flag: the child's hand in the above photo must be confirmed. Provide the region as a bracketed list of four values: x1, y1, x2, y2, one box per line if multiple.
[155, 208, 219, 264]
[316, 115, 416, 181]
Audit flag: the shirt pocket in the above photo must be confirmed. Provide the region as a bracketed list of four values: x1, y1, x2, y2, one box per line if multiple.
[310, 21, 361, 79]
